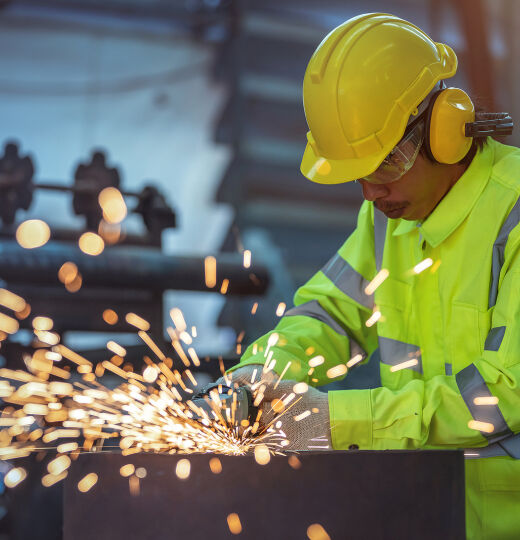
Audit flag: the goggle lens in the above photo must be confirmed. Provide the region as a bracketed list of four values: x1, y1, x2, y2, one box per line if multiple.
[362, 121, 425, 184]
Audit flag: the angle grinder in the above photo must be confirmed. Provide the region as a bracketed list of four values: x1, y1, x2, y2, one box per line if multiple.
[191, 383, 258, 427]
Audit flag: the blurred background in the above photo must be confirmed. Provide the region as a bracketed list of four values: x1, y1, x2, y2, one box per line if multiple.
[0, 0, 518, 537]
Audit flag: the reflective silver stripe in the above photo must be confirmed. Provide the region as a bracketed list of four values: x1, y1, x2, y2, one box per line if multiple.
[499, 432, 520, 458]
[377, 336, 423, 373]
[465, 432, 520, 460]
[373, 209, 387, 271]
[456, 363, 513, 443]
[321, 253, 374, 310]
[489, 197, 520, 307]
[284, 300, 346, 336]
[484, 326, 506, 352]
[445, 363, 452, 376]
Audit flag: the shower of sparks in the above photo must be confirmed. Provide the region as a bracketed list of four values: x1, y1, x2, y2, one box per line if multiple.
[220, 279, 229, 295]
[170, 308, 187, 332]
[135, 467, 147, 479]
[347, 354, 363, 368]
[326, 365, 347, 379]
[98, 187, 127, 224]
[103, 309, 118, 325]
[125, 312, 150, 332]
[0, 289, 26, 312]
[288, 455, 302, 469]
[16, 220, 51, 249]
[65, 273, 83, 293]
[187, 348, 200, 367]
[0, 288, 309, 495]
[273, 362, 291, 390]
[254, 444, 270, 465]
[79, 232, 105, 256]
[204, 256, 217, 288]
[209, 457, 222, 474]
[98, 220, 121, 245]
[293, 382, 308, 394]
[389, 359, 418, 372]
[308, 356, 324, 368]
[364, 269, 389, 295]
[413, 258, 433, 274]
[276, 303, 286, 317]
[32, 316, 53, 331]
[227, 513, 243, 535]
[294, 411, 311, 422]
[4, 467, 27, 488]
[58, 262, 79, 285]
[251, 302, 258, 315]
[78, 472, 98, 492]
[365, 310, 381, 327]
[473, 396, 499, 406]
[0, 313, 19, 335]
[176, 459, 191, 480]
[468, 420, 495, 433]
[307, 523, 331, 540]
[243, 250, 251, 269]
[431, 259, 442, 273]
[120, 464, 135, 477]
[266, 332, 279, 351]
[15, 303, 31, 321]
[107, 341, 127, 357]
[129, 475, 140, 496]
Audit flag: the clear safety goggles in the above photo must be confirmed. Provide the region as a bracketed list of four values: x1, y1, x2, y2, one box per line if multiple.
[362, 120, 425, 184]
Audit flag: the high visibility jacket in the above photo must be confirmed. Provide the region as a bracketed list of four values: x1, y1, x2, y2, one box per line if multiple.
[234, 139, 520, 539]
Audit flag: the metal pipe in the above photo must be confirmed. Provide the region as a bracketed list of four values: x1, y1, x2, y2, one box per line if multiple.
[0, 241, 269, 296]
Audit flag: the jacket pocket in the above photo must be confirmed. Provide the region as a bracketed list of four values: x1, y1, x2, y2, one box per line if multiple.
[449, 303, 481, 373]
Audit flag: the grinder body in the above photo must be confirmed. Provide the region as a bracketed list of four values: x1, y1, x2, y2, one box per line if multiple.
[191, 383, 258, 426]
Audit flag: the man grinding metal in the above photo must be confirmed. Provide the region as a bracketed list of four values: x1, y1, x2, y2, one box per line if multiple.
[221, 13, 519, 538]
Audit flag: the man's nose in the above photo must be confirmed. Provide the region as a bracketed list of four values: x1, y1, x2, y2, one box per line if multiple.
[359, 180, 390, 201]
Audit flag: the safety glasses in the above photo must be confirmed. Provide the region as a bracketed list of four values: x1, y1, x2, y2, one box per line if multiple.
[362, 120, 425, 184]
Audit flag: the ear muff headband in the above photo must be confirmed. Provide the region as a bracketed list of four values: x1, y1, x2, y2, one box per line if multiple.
[423, 87, 514, 164]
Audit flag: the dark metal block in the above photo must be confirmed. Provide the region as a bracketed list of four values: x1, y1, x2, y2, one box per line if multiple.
[64, 451, 465, 539]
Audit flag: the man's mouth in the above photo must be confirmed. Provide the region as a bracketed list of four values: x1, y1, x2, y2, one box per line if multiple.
[375, 203, 407, 218]
[383, 207, 406, 218]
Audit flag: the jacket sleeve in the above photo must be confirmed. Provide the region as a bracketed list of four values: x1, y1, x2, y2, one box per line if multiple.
[329, 232, 520, 451]
[228, 201, 379, 384]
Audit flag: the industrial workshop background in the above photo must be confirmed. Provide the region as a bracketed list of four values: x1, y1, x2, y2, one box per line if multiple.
[0, 0, 518, 538]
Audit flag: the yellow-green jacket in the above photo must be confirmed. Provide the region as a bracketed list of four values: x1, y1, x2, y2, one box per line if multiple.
[233, 139, 520, 539]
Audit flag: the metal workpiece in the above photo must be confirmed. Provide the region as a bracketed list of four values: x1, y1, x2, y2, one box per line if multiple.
[64, 451, 465, 540]
[0, 241, 269, 295]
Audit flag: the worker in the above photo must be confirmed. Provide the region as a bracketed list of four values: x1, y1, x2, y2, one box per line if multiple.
[224, 13, 519, 539]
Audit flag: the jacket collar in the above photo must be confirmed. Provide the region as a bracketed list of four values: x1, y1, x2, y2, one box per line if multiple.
[391, 141, 494, 246]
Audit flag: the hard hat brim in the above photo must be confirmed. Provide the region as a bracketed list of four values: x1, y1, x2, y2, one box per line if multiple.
[300, 142, 388, 184]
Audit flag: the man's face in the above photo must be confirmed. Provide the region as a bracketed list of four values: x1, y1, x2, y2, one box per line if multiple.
[358, 152, 467, 221]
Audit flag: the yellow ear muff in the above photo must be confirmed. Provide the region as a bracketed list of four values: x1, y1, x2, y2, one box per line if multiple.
[426, 88, 475, 164]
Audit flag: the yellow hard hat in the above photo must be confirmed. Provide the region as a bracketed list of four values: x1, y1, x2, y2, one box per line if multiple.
[301, 13, 458, 184]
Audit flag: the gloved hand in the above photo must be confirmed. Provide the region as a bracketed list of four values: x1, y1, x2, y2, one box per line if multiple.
[215, 364, 331, 452]
[259, 378, 331, 452]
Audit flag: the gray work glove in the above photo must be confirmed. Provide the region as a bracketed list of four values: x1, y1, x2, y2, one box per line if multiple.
[216, 364, 332, 452]
[259, 378, 331, 452]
